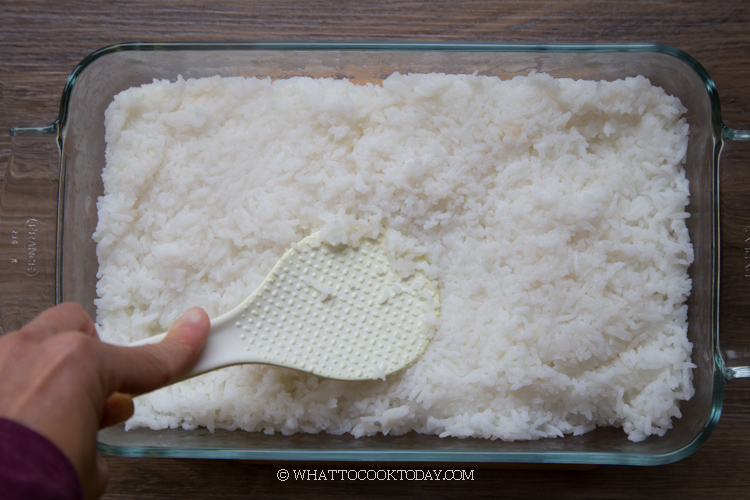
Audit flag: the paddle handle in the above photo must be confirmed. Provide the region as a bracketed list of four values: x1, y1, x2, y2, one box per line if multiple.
[128, 309, 264, 384]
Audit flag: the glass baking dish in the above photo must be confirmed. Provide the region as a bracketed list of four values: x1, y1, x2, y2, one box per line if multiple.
[1, 42, 748, 465]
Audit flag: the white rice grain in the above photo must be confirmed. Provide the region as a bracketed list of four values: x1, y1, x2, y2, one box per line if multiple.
[95, 72, 694, 442]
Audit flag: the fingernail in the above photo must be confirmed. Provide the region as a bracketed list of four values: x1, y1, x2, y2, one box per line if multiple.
[180, 307, 206, 324]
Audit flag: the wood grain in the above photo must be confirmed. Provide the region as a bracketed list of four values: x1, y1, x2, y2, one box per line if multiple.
[1, 1, 749, 499]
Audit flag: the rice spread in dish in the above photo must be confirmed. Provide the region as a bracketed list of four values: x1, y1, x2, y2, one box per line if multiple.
[95, 71, 694, 442]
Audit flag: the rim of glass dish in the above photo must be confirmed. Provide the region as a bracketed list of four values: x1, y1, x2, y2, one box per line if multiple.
[55, 42, 726, 137]
[48, 41, 723, 464]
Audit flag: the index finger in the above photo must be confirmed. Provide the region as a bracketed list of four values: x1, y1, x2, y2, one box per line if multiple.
[98, 307, 210, 396]
[21, 302, 98, 340]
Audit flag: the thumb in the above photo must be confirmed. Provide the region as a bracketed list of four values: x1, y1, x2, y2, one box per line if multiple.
[102, 307, 211, 396]
[164, 306, 211, 356]
[161, 306, 212, 383]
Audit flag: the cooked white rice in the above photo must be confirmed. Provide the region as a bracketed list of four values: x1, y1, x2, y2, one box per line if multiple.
[95, 71, 694, 442]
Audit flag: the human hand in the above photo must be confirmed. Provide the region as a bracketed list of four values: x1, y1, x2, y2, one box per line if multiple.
[0, 303, 210, 499]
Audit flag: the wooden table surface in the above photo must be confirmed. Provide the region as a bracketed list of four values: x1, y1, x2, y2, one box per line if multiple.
[1, 1, 749, 498]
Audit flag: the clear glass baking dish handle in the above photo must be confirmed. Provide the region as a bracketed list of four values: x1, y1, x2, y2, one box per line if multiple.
[721, 124, 750, 381]
[0, 124, 60, 335]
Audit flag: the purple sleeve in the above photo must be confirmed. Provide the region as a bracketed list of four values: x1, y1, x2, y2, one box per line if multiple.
[0, 417, 83, 500]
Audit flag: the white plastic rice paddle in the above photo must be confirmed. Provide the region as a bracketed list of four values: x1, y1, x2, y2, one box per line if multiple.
[130, 232, 439, 382]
